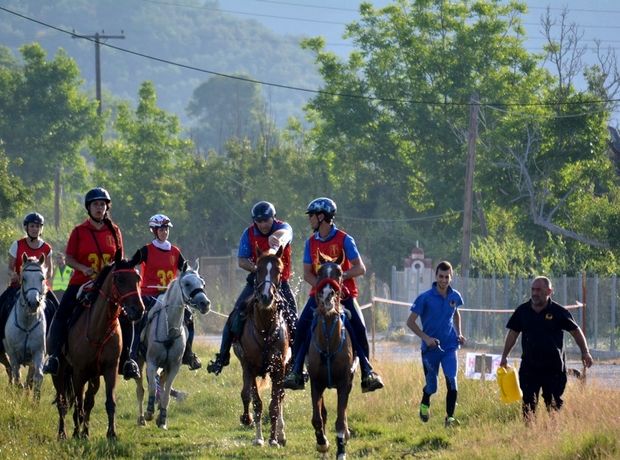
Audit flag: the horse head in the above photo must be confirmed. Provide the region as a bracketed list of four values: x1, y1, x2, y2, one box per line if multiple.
[20, 254, 47, 311]
[254, 246, 284, 309]
[315, 252, 344, 315]
[179, 258, 211, 314]
[108, 249, 145, 322]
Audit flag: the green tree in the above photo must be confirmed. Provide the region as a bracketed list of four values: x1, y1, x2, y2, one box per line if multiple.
[91, 81, 194, 253]
[0, 147, 29, 252]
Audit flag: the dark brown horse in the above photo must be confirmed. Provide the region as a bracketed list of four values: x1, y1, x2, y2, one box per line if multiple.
[51, 250, 144, 440]
[232, 246, 290, 447]
[307, 253, 355, 460]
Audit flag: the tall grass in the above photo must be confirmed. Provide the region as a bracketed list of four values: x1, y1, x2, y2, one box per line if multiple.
[0, 343, 618, 459]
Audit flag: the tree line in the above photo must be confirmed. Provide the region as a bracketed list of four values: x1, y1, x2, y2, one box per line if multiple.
[2, 0, 620, 282]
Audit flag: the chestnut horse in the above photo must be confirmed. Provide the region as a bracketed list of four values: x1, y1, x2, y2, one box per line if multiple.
[307, 253, 355, 460]
[232, 247, 290, 447]
[51, 250, 144, 440]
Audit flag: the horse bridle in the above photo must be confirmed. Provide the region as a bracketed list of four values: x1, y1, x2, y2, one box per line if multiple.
[103, 268, 142, 311]
[179, 271, 207, 308]
[20, 263, 46, 307]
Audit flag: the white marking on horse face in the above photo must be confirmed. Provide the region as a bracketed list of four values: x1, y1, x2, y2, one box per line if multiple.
[318, 284, 335, 312]
[261, 262, 273, 298]
[22, 266, 45, 309]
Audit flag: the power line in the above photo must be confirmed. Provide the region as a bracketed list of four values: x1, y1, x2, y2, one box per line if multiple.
[2, 5, 619, 108]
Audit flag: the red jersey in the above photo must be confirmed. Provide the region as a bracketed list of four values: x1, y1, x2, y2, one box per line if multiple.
[66, 219, 123, 286]
[140, 243, 182, 296]
[247, 223, 292, 281]
[11, 238, 53, 288]
[308, 229, 357, 298]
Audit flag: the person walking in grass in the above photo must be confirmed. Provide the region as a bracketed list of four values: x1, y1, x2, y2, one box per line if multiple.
[500, 276, 593, 421]
[406, 260, 465, 427]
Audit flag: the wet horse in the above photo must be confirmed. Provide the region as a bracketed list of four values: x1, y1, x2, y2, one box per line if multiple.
[233, 247, 290, 447]
[3, 255, 48, 399]
[51, 250, 145, 440]
[307, 254, 355, 460]
[135, 259, 210, 429]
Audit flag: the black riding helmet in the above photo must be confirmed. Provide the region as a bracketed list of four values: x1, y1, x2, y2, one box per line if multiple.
[23, 212, 45, 227]
[306, 197, 337, 220]
[84, 187, 111, 210]
[251, 201, 276, 221]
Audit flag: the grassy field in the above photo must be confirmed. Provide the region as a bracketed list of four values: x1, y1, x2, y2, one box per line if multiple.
[0, 342, 618, 459]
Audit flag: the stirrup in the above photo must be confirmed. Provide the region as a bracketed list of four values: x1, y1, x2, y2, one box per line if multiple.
[123, 359, 141, 380]
[283, 371, 305, 390]
[361, 371, 384, 393]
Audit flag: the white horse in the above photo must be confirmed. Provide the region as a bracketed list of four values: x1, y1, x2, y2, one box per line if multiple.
[3, 254, 47, 399]
[135, 259, 210, 429]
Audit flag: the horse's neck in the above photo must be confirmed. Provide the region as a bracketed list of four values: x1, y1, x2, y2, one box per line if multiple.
[14, 295, 43, 325]
[160, 280, 185, 327]
[315, 311, 344, 348]
[250, 301, 278, 335]
[87, 274, 118, 335]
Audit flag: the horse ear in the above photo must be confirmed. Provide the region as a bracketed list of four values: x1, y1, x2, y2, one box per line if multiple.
[114, 249, 122, 264]
[194, 258, 200, 272]
[256, 246, 264, 258]
[275, 245, 284, 258]
[39, 254, 46, 266]
[181, 260, 188, 273]
[318, 251, 326, 264]
[22, 253, 28, 264]
[335, 252, 344, 266]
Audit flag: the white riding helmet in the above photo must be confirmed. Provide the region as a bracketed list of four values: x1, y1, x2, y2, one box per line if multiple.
[148, 214, 173, 228]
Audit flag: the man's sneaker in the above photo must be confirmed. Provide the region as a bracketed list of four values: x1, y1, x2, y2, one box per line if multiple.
[122, 359, 141, 380]
[282, 371, 305, 390]
[43, 355, 59, 376]
[445, 416, 460, 428]
[183, 352, 202, 370]
[206, 354, 229, 375]
[361, 371, 384, 393]
[419, 403, 430, 422]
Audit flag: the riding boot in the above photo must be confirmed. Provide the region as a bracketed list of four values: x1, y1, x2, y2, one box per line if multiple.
[207, 318, 232, 375]
[119, 316, 141, 380]
[43, 317, 67, 376]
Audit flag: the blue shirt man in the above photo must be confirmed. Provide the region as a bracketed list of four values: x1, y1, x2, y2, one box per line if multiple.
[407, 260, 465, 427]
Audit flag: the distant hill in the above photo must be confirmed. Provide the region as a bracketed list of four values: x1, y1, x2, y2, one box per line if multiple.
[0, 0, 322, 126]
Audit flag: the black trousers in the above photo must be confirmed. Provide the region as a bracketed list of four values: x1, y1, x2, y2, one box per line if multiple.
[519, 366, 568, 416]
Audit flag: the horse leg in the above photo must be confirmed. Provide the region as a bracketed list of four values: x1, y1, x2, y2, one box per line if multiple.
[311, 383, 329, 454]
[157, 366, 178, 430]
[72, 380, 85, 439]
[32, 352, 45, 401]
[83, 377, 100, 439]
[136, 360, 146, 426]
[0, 351, 12, 384]
[251, 379, 264, 446]
[145, 363, 158, 421]
[239, 369, 253, 427]
[103, 367, 117, 439]
[335, 384, 352, 460]
[269, 380, 285, 447]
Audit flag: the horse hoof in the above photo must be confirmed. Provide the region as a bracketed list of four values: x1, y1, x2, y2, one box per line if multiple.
[253, 438, 265, 447]
[278, 438, 287, 447]
[138, 416, 146, 426]
[316, 441, 330, 453]
[57, 431, 67, 441]
[269, 439, 280, 448]
[337, 454, 347, 460]
[145, 411, 153, 422]
[240, 414, 252, 426]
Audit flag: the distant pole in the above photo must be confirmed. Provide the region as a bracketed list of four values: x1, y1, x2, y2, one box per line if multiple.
[72, 30, 125, 116]
[460, 93, 479, 279]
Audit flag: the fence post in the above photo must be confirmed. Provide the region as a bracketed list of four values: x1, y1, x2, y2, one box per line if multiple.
[612, 275, 617, 352]
[593, 274, 599, 349]
[370, 272, 376, 360]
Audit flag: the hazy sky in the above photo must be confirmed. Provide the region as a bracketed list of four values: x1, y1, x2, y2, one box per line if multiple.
[225, 0, 620, 111]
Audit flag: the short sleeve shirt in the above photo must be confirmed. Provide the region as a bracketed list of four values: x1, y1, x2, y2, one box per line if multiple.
[506, 299, 579, 372]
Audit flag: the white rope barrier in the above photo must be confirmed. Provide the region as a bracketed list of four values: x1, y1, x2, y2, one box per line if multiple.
[369, 296, 583, 312]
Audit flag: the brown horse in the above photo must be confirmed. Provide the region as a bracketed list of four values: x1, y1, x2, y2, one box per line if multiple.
[307, 253, 355, 460]
[232, 246, 290, 447]
[51, 250, 144, 440]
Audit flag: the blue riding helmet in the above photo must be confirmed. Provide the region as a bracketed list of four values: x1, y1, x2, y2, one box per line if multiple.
[23, 212, 45, 227]
[84, 187, 111, 210]
[306, 197, 337, 218]
[251, 201, 276, 221]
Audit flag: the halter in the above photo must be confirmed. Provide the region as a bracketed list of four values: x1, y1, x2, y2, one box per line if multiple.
[179, 270, 207, 308]
[20, 263, 46, 306]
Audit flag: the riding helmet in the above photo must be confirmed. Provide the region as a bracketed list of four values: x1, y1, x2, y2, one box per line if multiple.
[306, 197, 337, 218]
[149, 214, 173, 228]
[251, 201, 276, 221]
[23, 212, 45, 227]
[84, 187, 111, 210]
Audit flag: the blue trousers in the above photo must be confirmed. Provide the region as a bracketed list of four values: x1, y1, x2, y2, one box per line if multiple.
[421, 347, 458, 394]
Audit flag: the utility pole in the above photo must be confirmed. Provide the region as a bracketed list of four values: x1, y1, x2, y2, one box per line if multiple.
[460, 93, 479, 280]
[72, 30, 125, 115]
